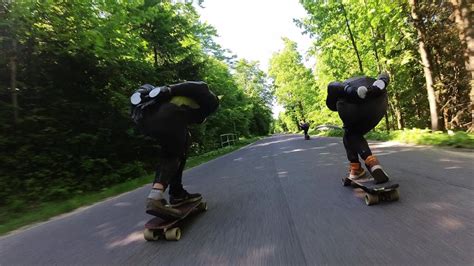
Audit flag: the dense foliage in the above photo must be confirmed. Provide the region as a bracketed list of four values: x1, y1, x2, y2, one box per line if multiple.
[1, 0, 472, 224]
[272, 0, 472, 133]
[0, 1, 272, 213]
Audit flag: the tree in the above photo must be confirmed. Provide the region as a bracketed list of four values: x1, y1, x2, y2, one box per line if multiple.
[269, 38, 317, 130]
[408, 0, 470, 130]
[409, 0, 439, 131]
[298, 0, 422, 129]
[0, 1, 25, 125]
[298, 0, 470, 131]
[0, 0, 272, 218]
[340, 2, 363, 73]
[234, 59, 274, 135]
[450, 0, 474, 131]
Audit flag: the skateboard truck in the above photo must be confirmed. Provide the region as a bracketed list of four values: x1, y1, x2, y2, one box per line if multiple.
[343, 176, 400, 206]
[144, 200, 207, 241]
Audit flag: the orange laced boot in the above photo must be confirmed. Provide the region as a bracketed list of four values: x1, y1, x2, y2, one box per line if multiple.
[348, 162, 366, 180]
[365, 155, 389, 184]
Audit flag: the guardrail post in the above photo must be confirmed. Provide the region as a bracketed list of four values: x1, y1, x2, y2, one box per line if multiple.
[220, 133, 237, 148]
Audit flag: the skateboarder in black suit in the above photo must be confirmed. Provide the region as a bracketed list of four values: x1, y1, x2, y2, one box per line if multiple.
[131, 81, 219, 219]
[299, 122, 310, 139]
[326, 73, 391, 184]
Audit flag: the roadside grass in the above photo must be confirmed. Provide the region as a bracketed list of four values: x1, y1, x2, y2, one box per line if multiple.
[0, 137, 260, 236]
[310, 128, 474, 149]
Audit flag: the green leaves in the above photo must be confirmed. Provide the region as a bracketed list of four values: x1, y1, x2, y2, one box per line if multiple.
[294, 0, 470, 131]
[269, 38, 317, 129]
[0, 1, 273, 213]
[234, 59, 274, 135]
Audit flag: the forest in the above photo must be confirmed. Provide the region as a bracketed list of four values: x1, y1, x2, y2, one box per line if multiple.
[0, 0, 472, 221]
[0, 1, 273, 211]
[272, 0, 472, 134]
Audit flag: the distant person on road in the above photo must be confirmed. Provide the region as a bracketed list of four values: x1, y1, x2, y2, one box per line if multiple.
[299, 121, 310, 139]
[326, 73, 391, 184]
[130, 81, 219, 219]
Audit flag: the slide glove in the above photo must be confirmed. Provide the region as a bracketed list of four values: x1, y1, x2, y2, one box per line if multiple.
[130, 84, 155, 105]
[366, 73, 390, 98]
[149, 86, 172, 103]
[130, 85, 172, 106]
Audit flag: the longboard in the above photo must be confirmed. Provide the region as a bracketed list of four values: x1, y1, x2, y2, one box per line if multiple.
[144, 200, 207, 241]
[343, 176, 399, 206]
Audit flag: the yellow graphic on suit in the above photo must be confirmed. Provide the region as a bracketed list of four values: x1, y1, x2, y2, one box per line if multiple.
[169, 96, 200, 109]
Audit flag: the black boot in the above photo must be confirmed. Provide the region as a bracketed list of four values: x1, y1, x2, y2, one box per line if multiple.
[365, 155, 389, 184]
[169, 188, 202, 207]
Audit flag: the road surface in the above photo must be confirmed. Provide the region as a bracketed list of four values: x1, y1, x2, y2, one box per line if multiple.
[1, 135, 473, 265]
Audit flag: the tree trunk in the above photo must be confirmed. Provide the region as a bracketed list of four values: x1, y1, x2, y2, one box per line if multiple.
[394, 93, 405, 129]
[10, 39, 18, 124]
[450, 0, 474, 131]
[409, 0, 439, 131]
[384, 111, 390, 131]
[417, 36, 439, 131]
[443, 107, 450, 130]
[153, 45, 158, 67]
[298, 101, 305, 122]
[363, 0, 382, 73]
[362, 0, 389, 130]
[371, 28, 382, 72]
[340, 3, 364, 74]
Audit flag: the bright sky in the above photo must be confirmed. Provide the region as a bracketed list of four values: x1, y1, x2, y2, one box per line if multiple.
[196, 0, 314, 118]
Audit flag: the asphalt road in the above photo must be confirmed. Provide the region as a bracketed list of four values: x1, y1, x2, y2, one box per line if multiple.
[1, 135, 473, 265]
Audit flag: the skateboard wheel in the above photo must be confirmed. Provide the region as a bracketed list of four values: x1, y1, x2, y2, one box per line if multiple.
[165, 227, 181, 241]
[389, 189, 400, 201]
[342, 177, 351, 187]
[198, 201, 208, 212]
[365, 194, 379, 206]
[144, 229, 160, 241]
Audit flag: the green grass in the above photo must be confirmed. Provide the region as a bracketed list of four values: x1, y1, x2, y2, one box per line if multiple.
[0, 137, 260, 236]
[311, 128, 474, 149]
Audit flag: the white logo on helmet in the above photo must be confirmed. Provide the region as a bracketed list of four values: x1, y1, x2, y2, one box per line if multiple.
[149, 87, 161, 98]
[373, 80, 385, 90]
[357, 86, 368, 99]
[130, 92, 141, 105]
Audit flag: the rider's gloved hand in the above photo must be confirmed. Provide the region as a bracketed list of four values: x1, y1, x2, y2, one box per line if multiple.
[343, 84, 369, 100]
[149, 86, 172, 102]
[366, 73, 390, 98]
[131, 84, 173, 106]
[377, 72, 390, 86]
[131, 84, 155, 105]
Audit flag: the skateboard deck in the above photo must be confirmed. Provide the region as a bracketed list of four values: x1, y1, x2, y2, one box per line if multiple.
[144, 200, 207, 241]
[343, 175, 400, 206]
